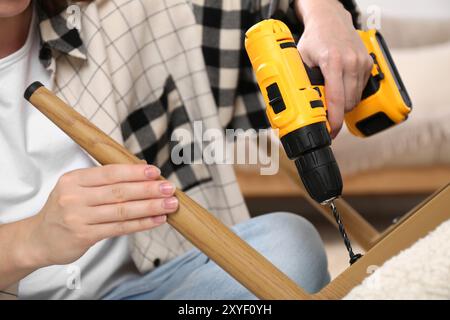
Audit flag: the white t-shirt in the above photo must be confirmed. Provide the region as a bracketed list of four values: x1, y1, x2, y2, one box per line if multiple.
[0, 11, 139, 299]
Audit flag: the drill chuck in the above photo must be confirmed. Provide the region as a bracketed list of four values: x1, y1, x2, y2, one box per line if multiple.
[280, 122, 343, 203]
[295, 148, 342, 204]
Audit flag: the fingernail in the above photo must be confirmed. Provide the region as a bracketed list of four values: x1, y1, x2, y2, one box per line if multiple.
[163, 197, 178, 210]
[145, 166, 160, 179]
[160, 182, 175, 195]
[152, 215, 167, 223]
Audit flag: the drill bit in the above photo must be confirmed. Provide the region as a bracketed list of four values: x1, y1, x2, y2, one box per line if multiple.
[329, 201, 362, 265]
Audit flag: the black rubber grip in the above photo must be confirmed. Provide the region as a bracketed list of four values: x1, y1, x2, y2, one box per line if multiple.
[24, 81, 44, 101]
[280, 122, 342, 203]
[280, 42, 297, 49]
[295, 147, 343, 203]
[280, 122, 331, 159]
[303, 61, 382, 100]
[303, 64, 325, 86]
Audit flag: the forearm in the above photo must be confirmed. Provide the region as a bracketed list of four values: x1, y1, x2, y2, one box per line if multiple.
[0, 215, 45, 290]
[294, 0, 350, 24]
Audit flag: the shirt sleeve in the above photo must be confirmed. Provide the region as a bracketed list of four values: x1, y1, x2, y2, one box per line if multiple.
[191, 0, 360, 132]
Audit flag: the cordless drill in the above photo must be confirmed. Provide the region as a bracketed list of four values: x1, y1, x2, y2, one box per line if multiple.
[245, 19, 412, 263]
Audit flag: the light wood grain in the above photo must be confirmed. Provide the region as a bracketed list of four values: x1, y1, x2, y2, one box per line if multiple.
[27, 85, 308, 300]
[236, 157, 449, 250]
[236, 165, 450, 197]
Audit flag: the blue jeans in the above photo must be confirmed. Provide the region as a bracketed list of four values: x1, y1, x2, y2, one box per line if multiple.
[103, 212, 330, 300]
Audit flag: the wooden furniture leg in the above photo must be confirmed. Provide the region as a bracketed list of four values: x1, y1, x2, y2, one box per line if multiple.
[25, 83, 309, 300]
[368, 183, 450, 247]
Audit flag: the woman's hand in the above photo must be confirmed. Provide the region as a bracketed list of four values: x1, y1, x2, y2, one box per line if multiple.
[295, 0, 373, 138]
[24, 164, 178, 267]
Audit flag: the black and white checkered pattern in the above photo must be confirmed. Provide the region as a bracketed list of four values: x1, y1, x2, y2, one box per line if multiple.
[34, 0, 359, 272]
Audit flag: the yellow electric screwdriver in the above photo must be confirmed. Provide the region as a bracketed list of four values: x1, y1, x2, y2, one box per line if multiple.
[245, 19, 411, 204]
[245, 19, 412, 264]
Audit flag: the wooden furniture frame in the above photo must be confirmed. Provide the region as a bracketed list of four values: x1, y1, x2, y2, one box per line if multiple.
[236, 161, 450, 251]
[26, 84, 450, 300]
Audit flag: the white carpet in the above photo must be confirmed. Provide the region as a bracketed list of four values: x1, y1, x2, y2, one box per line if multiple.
[345, 219, 450, 299]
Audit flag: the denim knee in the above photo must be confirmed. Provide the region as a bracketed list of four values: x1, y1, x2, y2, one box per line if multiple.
[248, 212, 330, 293]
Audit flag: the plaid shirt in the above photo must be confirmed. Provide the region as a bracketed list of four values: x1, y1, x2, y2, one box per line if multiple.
[34, 0, 358, 273]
